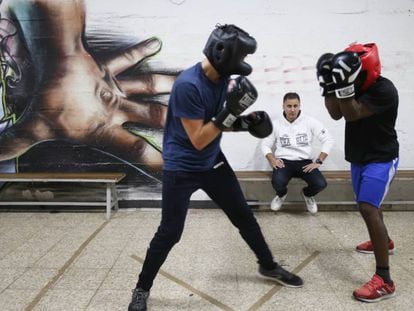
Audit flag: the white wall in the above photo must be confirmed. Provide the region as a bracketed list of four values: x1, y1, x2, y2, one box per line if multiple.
[87, 0, 414, 171]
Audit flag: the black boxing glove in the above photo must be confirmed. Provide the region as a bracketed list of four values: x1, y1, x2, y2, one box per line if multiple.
[331, 51, 362, 98]
[316, 53, 335, 96]
[232, 111, 273, 138]
[212, 76, 258, 129]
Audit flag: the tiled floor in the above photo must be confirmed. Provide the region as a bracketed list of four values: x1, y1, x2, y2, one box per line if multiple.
[0, 209, 413, 310]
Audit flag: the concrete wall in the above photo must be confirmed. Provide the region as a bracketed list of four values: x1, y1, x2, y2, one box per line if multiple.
[84, 0, 414, 171]
[1, 0, 413, 199]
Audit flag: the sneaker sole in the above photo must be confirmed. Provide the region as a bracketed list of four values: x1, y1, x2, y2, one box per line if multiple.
[257, 272, 304, 288]
[356, 249, 394, 255]
[353, 291, 396, 303]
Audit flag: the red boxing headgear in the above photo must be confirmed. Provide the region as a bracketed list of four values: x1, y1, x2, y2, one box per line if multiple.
[345, 43, 381, 91]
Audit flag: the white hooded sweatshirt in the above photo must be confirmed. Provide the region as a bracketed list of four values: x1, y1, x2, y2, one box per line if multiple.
[261, 112, 334, 160]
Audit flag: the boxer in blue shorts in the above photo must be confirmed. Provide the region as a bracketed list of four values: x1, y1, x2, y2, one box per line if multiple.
[352, 159, 399, 209]
[317, 43, 399, 303]
[128, 24, 303, 311]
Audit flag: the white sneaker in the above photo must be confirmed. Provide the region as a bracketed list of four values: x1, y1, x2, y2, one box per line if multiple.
[301, 191, 318, 214]
[270, 194, 287, 211]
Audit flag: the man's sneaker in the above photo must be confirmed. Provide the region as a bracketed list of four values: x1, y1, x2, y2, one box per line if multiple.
[353, 274, 396, 303]
[356, 240, 395, 254]
[270, 194, 287, 211]
[258, 265, 303, 287]
[128, 288, 149, 311]
[301, 191, 318, 214]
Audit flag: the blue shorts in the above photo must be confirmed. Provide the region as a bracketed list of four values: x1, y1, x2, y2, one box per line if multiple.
[351, 158, 399, 208]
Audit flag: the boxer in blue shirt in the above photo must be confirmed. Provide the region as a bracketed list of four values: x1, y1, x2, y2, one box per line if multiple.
[129, 24, 303, 311]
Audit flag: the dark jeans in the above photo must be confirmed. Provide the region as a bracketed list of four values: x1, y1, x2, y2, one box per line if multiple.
[137, 153, 275, 291]
[271, 159, 327, 198]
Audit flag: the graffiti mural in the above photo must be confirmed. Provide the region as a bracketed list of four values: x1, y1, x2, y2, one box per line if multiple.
[0, 0, 413, 201]
[0, 4, 18, 174]
[0, 0, 179, 196]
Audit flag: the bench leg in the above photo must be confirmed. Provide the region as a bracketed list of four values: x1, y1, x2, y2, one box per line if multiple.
[106, 183, 111, 220]
[112, 183, 119, 211]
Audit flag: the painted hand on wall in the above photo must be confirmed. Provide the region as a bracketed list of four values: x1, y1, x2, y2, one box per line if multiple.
[0, 0, 175, 175]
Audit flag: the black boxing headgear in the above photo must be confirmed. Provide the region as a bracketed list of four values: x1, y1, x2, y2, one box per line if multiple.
[345, 43, 381, 91]
[203, 24, 257, 76]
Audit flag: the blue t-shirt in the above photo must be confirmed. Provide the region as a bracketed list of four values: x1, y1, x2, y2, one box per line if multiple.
[163, 63, 228, 171]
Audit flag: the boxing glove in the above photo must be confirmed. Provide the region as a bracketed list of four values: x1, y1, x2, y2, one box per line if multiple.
[212, 76, 258, 129]
[331, 51, 362, 98]
[232, 111, 273, 138]
[316, 53, 335, 96]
